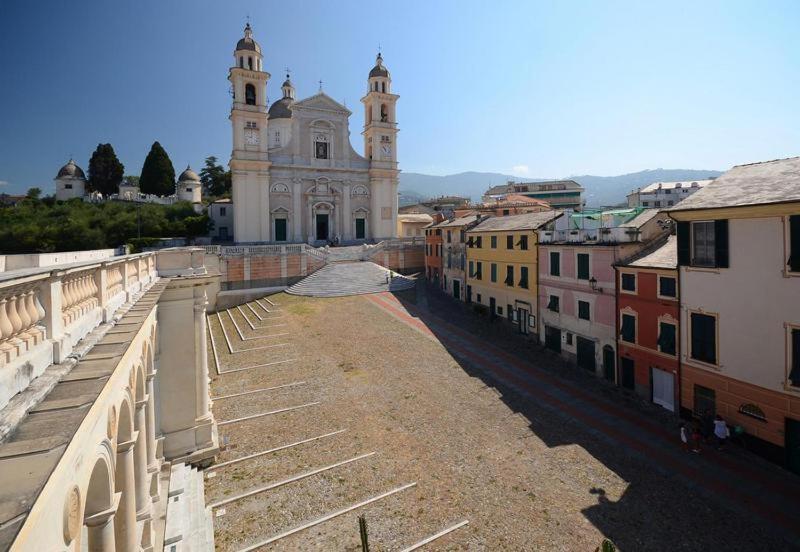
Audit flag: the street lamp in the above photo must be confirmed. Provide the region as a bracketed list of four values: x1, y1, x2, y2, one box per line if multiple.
[589, 276, 598, 291]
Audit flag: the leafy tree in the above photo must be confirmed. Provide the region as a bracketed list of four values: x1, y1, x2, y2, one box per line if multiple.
[0, 199, 212, 253]
[122, 175, 140, 187]
[139, 141, 176, 196]
[26, 187, 42, 200]
[88, 143, 125, 195]
[199, 156, 231, 197]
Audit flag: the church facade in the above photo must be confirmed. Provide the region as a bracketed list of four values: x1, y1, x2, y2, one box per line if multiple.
[229, 24, 400, 244]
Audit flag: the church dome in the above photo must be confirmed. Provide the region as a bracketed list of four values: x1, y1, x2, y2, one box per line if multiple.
[56, 159, 86, 180]
[268, 97, 294, 119]
[178, 166, 200, 182]
[369, 53, 389, 78]
[235, 23, 261, 54]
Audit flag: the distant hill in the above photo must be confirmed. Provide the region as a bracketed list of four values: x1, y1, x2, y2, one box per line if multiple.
[399, 168, 723, 207]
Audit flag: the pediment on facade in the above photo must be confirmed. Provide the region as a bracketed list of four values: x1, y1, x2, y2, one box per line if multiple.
[293, 92, 351, 115]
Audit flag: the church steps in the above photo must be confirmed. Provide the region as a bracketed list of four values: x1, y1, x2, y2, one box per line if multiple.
[286, 262, 415, 297]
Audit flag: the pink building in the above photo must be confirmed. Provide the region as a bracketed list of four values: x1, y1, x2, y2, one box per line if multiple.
[538, 208, 669, 379]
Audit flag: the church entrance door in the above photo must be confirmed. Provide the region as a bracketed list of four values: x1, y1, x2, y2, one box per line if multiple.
[355, 218, 366, 239]
[275, 219, 287, 242]
[316, 214, 329, 241]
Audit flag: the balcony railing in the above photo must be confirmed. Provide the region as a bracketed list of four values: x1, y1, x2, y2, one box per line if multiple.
[0, 252, 159, 410]
[538, 227, 641, 244]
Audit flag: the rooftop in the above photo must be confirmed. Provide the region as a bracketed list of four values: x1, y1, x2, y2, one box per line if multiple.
[618, 234, 678, 269]
[468, 211, 562, 232]
[637, 179, 713, 194]
[485, 179, 584, 196]
[432, 213, 482, 228]
[397, 213, 434, 224]
[668, 156, 800, 212]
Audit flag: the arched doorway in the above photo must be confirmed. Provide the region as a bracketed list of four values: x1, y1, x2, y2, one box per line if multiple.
[603, 345, 615, 381]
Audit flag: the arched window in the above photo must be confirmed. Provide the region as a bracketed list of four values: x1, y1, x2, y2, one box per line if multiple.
[245, 83, 256, 105]
[380, 104, 388, 122]
[248, 56, 253, 70]
[239, 56, 243, 68]
[374, 82, 379, 91]
[381, 81, 386, 93]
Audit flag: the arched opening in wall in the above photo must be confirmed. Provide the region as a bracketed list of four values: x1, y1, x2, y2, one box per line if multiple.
[248, 56, 253, 70]
[113, 399, 134, 548]
[82, 457, 114, 550]
[367, 145, 372, 159]
[135, 365, 146, 403]
[366, 107, 372, 124]
[374, 82, 379, 92]
[381, 81, 386, 93]
[380, 104, 388, 122]
[602, 345, 616, 382]
[245, 83, 256, 105]
[239, 56, 243, 68]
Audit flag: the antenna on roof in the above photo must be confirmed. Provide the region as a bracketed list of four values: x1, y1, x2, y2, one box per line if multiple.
[318, 79, 323, 92]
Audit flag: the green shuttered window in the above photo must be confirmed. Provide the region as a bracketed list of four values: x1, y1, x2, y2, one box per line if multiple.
[690, 312, 717, 365]
[789, 215, 800, 273]
[658, 322, 676, 356]
[577, 254, 590, 280]
[621, 314, 636, 343]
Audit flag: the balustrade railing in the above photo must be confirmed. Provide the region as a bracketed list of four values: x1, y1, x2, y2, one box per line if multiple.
[0, 252, 159, 410]
[61, 270, 99, 327]
[0, 284, 46, 367]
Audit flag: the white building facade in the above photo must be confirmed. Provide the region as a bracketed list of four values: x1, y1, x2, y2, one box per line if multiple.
[229, 24, 400, 244]
[627, 179, 712, 209]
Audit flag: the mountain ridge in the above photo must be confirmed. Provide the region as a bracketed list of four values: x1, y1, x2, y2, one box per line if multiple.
[399, 168, 723, 207]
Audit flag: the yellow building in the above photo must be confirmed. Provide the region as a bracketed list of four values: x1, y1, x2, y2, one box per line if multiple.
[465, 211, 562, 337]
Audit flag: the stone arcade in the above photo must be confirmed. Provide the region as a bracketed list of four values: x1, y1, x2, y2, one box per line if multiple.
[0, 249, 219, 551]
[229, 23, 400, 244]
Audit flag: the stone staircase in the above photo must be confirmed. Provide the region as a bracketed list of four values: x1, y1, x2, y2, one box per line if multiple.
[163, 463, 214, 552]
[326, 245, 369, 263]
[286, 261, 416, 297]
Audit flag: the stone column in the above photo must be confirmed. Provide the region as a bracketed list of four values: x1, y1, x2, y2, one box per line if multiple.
[134, 397, 151, 517]
[121, 261, 131, 302]
[292, 179, 303, 240]
[342, 184, 351, 240]
[114, 435, 138, 552]
[84, 493, 120, 552]
[194, 295, 211, 421]
[40, 276, 67, 362]
[260, 173, 271, 242]
[369, 177, 380, 240]
[145, 372, 159, 499]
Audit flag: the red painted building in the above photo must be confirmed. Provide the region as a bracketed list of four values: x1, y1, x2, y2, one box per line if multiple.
[424, 216, 444, 285]
[615, 235, 680, 412]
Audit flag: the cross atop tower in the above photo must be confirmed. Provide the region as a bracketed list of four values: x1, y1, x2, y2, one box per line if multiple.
[318, 79, 323, 92]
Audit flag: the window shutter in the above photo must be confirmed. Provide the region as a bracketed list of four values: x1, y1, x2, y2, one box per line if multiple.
[789, 215, 800, 272]
[790, 329, 800, 387]
[677, 221, 690, 266]
[714, 219, 729, 268]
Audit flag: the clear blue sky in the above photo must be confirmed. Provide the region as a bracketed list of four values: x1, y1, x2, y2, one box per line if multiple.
[1, 0, 798, 194]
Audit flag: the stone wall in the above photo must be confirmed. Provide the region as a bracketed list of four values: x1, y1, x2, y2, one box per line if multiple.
[204, 239, 423, 308]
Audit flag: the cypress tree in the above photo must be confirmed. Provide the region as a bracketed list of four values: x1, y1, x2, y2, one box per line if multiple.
[87, 143, 125, 196]
[139, 141, 176, 196]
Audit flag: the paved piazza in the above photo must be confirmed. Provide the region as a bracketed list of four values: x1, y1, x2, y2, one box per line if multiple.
[206, 291, 800, 551]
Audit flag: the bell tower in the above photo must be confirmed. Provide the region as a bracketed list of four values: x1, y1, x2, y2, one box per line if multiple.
[229, 22, 272, 242]
[361, 52, 400, 239]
